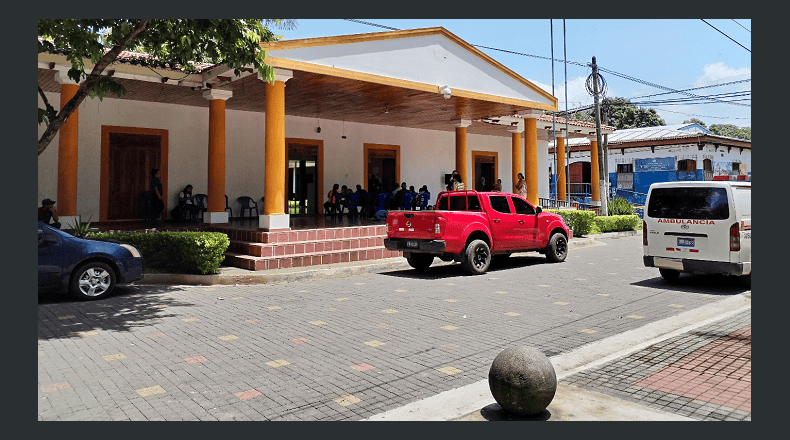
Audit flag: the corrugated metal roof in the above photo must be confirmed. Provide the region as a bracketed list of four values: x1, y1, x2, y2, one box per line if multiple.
[563, 125, 749, 147]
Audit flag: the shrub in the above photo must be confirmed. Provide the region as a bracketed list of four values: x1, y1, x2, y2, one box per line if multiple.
[608, 197, 635, 216]
[544, 209, 597, 236]
[594, 215, 640, 233]
[87, 230, 229, 274]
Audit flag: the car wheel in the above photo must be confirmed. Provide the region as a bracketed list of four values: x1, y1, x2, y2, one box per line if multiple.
[70, 262, 116, 300]
[462, 239, 491, 275]
[545, 233, 568, 263]
[406, 253, 434, 271]
[659, 268, 680, 281]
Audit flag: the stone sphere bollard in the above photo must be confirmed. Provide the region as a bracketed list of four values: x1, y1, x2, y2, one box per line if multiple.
[488, 346, 557, 416]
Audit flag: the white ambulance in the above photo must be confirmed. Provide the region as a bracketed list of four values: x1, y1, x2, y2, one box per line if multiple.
[642, 181, 751, 287]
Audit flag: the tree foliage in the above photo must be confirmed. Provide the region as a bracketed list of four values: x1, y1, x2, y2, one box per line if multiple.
[708, 124, 751, 140]
[37, 19, 296, 156]
[558, 97, 666, 129]
[682, 118, 707, 128]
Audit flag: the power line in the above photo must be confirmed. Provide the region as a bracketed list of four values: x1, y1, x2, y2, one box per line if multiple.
[630, 79, 751, 100]
[731, 19, 751, 33]
[701, 19, 751, 53]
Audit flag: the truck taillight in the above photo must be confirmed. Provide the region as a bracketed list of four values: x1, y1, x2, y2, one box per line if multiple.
[435, 215, 447, 238]
[730, 222, 740, 251]
[643, 221, 647, 245]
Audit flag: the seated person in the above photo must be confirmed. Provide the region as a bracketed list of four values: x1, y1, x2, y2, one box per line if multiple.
[324, 184, 342, 214]
[339, 185, 353, 211]
[178, 184, 200, 220]
[38, 198, 61, 229]
[354, 184, 369, 215]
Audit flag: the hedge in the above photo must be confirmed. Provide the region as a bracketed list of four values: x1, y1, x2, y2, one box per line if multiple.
[87, 231, 230, 274]
[545, 210, 640, 236]
[593, 215, 640, 233]
[544, 209, 597, 236]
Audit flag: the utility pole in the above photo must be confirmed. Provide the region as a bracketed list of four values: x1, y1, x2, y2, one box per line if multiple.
[591, 56, 608, 216]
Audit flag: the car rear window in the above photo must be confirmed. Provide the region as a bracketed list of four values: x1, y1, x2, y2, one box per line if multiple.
[647, 187, 730, 220]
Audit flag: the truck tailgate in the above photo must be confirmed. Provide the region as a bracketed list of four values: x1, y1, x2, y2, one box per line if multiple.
[387, 212, 438, 239]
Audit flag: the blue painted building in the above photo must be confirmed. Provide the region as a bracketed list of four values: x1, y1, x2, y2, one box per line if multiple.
[551, 123, 751, 209]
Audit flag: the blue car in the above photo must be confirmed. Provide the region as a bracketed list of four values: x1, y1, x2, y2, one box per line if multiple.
[38, 222, 144, 300]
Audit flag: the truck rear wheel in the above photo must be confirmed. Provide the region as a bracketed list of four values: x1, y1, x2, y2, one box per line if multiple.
[462, 239, 491, 275]
[406, 254, 434, 271]
[545, 233, 568, 263]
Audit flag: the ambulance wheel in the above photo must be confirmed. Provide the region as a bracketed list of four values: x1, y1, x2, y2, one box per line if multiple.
[659, 268, 680, 281]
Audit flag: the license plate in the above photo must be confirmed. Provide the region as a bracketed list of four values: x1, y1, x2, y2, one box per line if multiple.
[407, 240, 418, 249]
[677, 237, 695, 247]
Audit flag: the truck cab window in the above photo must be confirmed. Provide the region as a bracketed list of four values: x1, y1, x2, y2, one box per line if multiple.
[511, 196, 536, 215]
[489, 195, 511, 214]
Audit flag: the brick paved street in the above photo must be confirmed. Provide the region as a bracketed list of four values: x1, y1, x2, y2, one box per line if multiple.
[563, 309, 750, 421]
[38, 235, 749, 421]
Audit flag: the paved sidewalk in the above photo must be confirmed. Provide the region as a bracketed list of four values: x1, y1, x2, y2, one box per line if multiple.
[137, 233, 621, 286]
[368, 293, 751, 421]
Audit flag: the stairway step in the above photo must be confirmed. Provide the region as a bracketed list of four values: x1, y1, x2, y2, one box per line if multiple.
[223, 247, 402, 271]
[227, 236, 386, 258]
[205, 224, 386, 244]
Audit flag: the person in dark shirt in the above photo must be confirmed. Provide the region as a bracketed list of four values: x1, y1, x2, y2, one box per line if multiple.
[38, 198, 61, 229]
[390, 182, 408, 210]
[149, 168, 164, 223]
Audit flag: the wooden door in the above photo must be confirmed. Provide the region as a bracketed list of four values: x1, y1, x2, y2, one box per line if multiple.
[107, 132, 162, 220]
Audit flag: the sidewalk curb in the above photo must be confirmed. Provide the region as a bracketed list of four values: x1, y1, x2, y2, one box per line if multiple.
[135, 236, 604, 286]
[364, 293, 750, 421]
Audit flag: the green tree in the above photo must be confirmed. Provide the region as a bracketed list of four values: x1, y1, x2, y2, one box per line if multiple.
[38, 19, 296, 156]
[683, 118, 707, 128]
[555, 97, 666, 129]
[709, 124, 751, 140]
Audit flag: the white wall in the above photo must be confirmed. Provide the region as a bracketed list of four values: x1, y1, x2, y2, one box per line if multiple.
[39, 93, 550, 220]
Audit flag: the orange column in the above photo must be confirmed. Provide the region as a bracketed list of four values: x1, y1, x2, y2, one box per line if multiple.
[556, 133, 566, 201]
[203, 89, 233, 221]
[509, 128, 522, 194]
[590, 138, 600, 202]
[264, 80, 286, 216]
[524, 116, 539, 205]
[454, 120, 471, 186]
[56, 82, 79, 217]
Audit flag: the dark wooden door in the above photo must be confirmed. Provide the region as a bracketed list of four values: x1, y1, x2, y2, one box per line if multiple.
[107, 132, 161, 220]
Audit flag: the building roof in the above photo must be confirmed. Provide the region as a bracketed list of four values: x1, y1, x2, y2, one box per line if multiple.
[563, 124, 750, 148]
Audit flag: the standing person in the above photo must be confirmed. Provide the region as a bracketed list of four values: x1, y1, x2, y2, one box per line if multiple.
[447, 170, 458, 191]
[390, 182, 408, 210]
[452, 173, 465, 191]
[150, 168, 164, 224]
[515, 173, 527, 199]
[178, 184, 200, 221]
[38, 198, 61, 229]
[493, 178, 503, 192]
[324, 183, 341, 214]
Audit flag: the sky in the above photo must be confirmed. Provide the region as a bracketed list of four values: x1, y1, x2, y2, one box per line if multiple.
[274, 19, 751, 128]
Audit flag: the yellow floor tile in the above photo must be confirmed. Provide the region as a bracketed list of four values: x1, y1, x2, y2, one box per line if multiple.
[219, 335, 238, 341]
[136, 385, 165, 397]
[504, 312, 520, 317]
[383, 309, 398, 314]
[310, 321, 326, 326]
[102, 353, 126, 361]
[437, 366, 462, 375]
[364, 340, 385, 347]
[334, 394, 361, 407]
[265, 359, 291, 368]
[441, 325, 458, 330]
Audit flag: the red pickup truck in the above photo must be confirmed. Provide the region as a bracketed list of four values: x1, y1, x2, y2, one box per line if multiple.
[384, 190, 571, 275]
